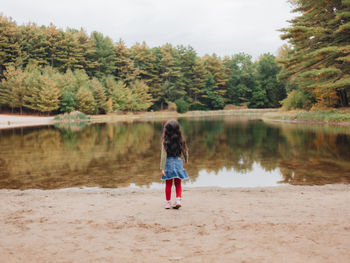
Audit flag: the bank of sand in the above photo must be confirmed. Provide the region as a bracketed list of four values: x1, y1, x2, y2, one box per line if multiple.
[0, 185, 349, 263]
[0, 114, 53, 129]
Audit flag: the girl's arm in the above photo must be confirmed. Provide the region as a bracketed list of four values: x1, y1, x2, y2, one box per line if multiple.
[183, 149, 189, 163]
[160, 143, 167, 170]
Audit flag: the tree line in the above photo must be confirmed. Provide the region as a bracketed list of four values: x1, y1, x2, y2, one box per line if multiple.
[0, 15, 286, 114]
[279, 0, 350, 109]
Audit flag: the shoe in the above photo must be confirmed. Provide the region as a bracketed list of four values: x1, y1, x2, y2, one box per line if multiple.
[164, 200, 171, 209]
[173, 197, 181, 209]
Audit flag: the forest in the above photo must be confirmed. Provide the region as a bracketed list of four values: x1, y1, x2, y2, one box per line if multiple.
[0, 0, 349, 115]
[0, 14, 286, 115]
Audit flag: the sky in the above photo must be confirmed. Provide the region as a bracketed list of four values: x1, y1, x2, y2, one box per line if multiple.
[0, 0, 296, 59]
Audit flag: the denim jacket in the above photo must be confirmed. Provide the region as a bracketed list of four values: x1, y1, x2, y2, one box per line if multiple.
[160, 143, 188, 170]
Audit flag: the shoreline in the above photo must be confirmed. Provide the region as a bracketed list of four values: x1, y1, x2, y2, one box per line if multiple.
[0, 114, 53, 130]
[0, 109, 273, 130]
[263, 117, 350, 126]
[1, 184, 349, 262]
[2, 108, 350, 130]
[263, 109, 350, 126]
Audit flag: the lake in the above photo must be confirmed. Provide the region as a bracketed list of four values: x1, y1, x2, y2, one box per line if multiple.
[0, 115, 349, 190]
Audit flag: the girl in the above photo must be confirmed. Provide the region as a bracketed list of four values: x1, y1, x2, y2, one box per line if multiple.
[160, 119, 189, 209]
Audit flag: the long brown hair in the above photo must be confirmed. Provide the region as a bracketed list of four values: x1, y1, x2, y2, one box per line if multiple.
[162, 119, 187, 157]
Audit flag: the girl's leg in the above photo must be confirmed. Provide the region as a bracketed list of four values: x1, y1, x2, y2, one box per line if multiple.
[174, 178, 182, 198]
[165, 179, 173, 201]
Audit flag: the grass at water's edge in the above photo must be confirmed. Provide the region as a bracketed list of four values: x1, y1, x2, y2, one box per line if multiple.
[263, 109, 350, 125]
[88, 109, 278, 123]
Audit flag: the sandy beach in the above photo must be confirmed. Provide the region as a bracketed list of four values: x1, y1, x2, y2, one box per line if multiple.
[0, 185, 349, 263]
[0, 115, 53, 129]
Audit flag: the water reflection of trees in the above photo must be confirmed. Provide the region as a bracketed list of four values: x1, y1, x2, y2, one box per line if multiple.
[0, 117, 349, 189]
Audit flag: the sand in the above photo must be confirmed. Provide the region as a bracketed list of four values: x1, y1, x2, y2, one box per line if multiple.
[0, 185, 349, 263]
[0, 115, 53, 129]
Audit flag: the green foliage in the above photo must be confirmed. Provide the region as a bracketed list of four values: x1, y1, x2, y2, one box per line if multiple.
[201, 73, 225, 110]
[174, 98, 189, 113]
[167, 101, 177, 111]
[110, 80, 131, 111]
[76, 87, 96, 114]
[279, 0, 350, 108]
[90, 78, 107, 113]
[0, 13, 293, 115]
[224, 53, 256, 106]
[281, 89, 314, 110]
[59, 90, 76, 113]
[35, 75, 60, 113]
[255, 53, 286, 108]
[0, 66, 27, 113]
[129, 80, 153, 111]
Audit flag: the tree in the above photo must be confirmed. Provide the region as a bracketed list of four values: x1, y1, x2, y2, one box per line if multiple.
[0, 16, 21, 78]
[90, 77, 107, 113]
[279, 0, 350, 108]
[114, 39, 137, 84]
[129, 80, 153, 111]
[88, 31, 116, 78]
[23, 67, 43, 112]
[36, 75, 60, 113]
[224, 53, 256, 106]
[130, 42, 158, 87]
[0, 66, 27, 113]
[59, 90, 76, 113]
[159, 44, 185, 102]
[111, 80, 132, 111]
[190, 58, 207, 109]
[201, 73, 225, 110]
[203, 53, 227, 98]
[76, 87, 96, 114]
[255, 53, 286, 108]
[19, 23, 49, 67]
[73, 29, 99, 76]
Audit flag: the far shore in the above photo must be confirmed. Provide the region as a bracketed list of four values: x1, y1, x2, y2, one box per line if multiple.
[263, 109, 350, 126]
[2, 108, 350, 129]
[0, 109, 274, 130]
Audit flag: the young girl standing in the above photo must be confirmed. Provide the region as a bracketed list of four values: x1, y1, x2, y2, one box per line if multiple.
[160, 119, 189, 209]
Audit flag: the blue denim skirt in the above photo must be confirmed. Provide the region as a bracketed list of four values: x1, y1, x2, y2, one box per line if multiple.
[161, 157, 189, 181]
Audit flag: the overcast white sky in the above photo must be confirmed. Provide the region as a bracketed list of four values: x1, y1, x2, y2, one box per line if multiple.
[1, 0, 295, 59]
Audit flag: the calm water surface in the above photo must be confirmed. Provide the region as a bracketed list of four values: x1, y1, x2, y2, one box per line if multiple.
[0, 116, 350, 190]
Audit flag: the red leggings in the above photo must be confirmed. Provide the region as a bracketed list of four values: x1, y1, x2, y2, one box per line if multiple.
[165, 178, 182, 201]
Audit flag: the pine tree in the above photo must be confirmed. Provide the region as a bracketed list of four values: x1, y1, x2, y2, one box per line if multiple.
[19, 23, 49, 67]
[0, 66, 27, 113]
[53, 29, 81, 72]
[59, 90, 76, 113]
[129, 80, 153, 111]
[0, 15, 21, 78]
[114, 39, 137, 84]
[74, 29, 99, 76]
[90, 77, 107, 113]
[279, 0, 350, 108]
[36, 75, 60, 113]
[130, 42, 159, 87]
[89, 31, 116, 78]
[203, 53, 227, 98]
[111, 80, 132, 111]
[201, 73, 225, 110]
[159, 44, 185, 102]
[45, 24, 63, 68]
[76, 87, 96, 114]
[190, 58, 207, 109]
[224, 53, 256, 106]
[255, 53, 286, 108]
[23, 67, 43, 112]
